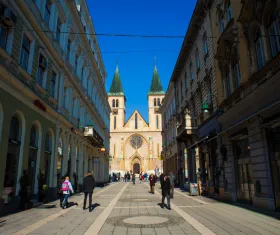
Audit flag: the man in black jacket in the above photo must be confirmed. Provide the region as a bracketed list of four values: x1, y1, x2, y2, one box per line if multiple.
[161, 175, 171, 210]
[83, 171, 96, 212]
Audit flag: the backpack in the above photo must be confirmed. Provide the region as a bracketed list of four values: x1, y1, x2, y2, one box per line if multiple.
[61, 181, 69, 191]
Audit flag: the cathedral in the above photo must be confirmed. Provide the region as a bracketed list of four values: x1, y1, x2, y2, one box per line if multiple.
[108, 64, 165, 175]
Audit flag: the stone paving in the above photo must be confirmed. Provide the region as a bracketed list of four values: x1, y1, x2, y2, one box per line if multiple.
[0, 181, 280, 235]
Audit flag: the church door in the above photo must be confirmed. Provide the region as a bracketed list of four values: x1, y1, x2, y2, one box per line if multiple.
[133, 163, 140, 174]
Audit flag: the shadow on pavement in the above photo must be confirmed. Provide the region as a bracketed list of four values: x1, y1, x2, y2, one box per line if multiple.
[89, 203, 100, 211]
[176, 186, 280, 220]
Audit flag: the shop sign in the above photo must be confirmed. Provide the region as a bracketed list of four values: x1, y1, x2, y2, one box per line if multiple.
[34, 100, 46, 112]
[190, 182, 198, 196]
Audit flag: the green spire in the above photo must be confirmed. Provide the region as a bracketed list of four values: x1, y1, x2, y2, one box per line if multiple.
[148, 62, 164, 95]
[108, 63, 125, 96]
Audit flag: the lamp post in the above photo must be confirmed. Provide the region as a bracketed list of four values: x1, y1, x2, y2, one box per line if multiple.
[201, 93, 224, 115]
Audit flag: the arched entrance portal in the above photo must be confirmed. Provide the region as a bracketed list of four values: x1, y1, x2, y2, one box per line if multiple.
[131, 156, 141, 174]
[133, 163, 140, 174]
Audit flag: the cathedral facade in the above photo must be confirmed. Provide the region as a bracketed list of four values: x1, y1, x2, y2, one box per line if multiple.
[108, 65, 164, 174]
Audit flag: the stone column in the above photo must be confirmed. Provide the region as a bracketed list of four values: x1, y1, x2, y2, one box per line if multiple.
[78, 144, 84, 184]
[84, 147, 88, 174]
[70, 140, 77, 187]
[52, 125, 60, 188]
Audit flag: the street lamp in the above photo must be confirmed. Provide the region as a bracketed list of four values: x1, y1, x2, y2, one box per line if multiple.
[201, 93, 224, 114]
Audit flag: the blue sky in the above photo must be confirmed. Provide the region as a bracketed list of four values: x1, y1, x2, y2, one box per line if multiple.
[88, 0, 197, 121]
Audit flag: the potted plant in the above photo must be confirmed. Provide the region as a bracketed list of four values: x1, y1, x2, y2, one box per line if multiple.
[19, 170, 32, 210]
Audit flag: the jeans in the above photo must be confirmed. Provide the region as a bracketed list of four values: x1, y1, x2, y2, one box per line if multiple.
[59, 194, 64, 206]
[170, 185, 174, 198]
[132, 179, 135, 184]
[84, 192, 93, 209]
[63, 194, 69, 207]
[162, 194, 171, 208]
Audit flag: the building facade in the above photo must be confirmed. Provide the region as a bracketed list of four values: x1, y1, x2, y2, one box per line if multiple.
[167, 0, 216, 188]
[0, 0, 110, 208]
[210, 0, 280, 210]
[109, 65, 164, 175]
[160, 83, 178, 180]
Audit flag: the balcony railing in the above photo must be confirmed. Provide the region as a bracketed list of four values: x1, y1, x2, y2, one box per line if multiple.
[177, 117, 197, 139]
[84, 126, 104, 148]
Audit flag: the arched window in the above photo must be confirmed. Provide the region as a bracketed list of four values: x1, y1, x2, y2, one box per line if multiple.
[223, 66, 232, 97]
[195, 48, 200, 70]
[135, 113, 138, 129]
[30, 125, 37, 147]
[156, 115, 159, 129]
[268, 10, 280, 58]
[116, 99, 119, 107]
[45, 132, 51, 152]
[255, 27, 265, 70]
[203, 32, 209, 56]
[114, 116, 116, 130]
[157, 98, 160, 106]
[9, 115, 20, 141]
[154, 98, 157, 106]
[189, 63, 194, 81]
[112, 99, 115, 107]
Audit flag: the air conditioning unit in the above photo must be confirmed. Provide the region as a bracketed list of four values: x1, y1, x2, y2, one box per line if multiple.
[3, 8, 16, 26]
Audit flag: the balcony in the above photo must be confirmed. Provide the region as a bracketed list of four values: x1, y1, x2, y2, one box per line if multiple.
[177, 117, 197, 141]
[84, 126, 104, 148]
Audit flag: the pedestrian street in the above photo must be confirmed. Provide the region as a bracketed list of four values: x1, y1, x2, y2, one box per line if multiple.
[0, 181, 280, 235]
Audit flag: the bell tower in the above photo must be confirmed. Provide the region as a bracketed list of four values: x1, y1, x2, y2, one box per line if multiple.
[108, 63, 126, 131]
[148, 58, 165, 131]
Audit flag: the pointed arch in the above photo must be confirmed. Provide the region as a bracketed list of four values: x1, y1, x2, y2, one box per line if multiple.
[156, 115, 159, 129]
[114, 116, 117, 130]
[154, 98, 157, 106]
[116, 99, 119, 108]
[112, 99, 115, 107]
[157, 98, 160, 106]
[135, 113, 138, 129]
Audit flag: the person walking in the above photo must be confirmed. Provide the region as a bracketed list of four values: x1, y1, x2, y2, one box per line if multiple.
[132, 173, 136, 185]
[159, 173, 164, 189]
[168, 172, 175, 198]
[161, 175, 171, 210]
[57, 176, 65, 208]
[83, 171, 96, 212]
[149, 173, 156, 194]
[61, 176, 74, 209]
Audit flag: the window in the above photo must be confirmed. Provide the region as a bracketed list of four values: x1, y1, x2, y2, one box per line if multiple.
[227, 1, 232, 22]
[45, 132, 51, 152]
[37, 54, 47, 87]
[154, 98, 157, 106]
[189, 63, 194, 81]
[156, 115, 159, 129]
[114, 116, 116, 130]
[116, 99, 119, 107]
[30, 125, 37, 147]
[135, 113, 138, 129]
[255, 28, 265, 70]
[157, 98, 160, 106]
[203, 33, 209, 55]
[9, 115, 20, 141]
[195, 48, 200, 70]
[233, 63, 241, 89]
[67, 39, 71, 60]
[75, 54, 79, 73]
[20, 34, 31, 71]
[184, 70, 188, 88]
[56, 19, 61, 42]
[44, 0, 51, 26]
[0, 27, 8, 50]
[50, 71, 56, 98]
[268, 11, 280, 58]
[220, 18, 225, 33]
[80, 66, 84, 81]
[225, 70, 232, 97]
[112, 99, 115, 107]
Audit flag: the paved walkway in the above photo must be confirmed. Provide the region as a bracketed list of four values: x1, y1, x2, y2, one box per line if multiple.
[0, 181, 280, 235]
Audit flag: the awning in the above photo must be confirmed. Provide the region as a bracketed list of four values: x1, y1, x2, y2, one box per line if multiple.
[188, 136, 209, 149]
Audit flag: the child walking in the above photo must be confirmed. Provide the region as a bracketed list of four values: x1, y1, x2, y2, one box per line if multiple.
[61, 176, 74, 209]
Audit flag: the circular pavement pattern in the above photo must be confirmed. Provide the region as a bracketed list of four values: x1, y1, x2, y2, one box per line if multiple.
[106, 214, 185, 228]
[123, 216, 168, 225]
